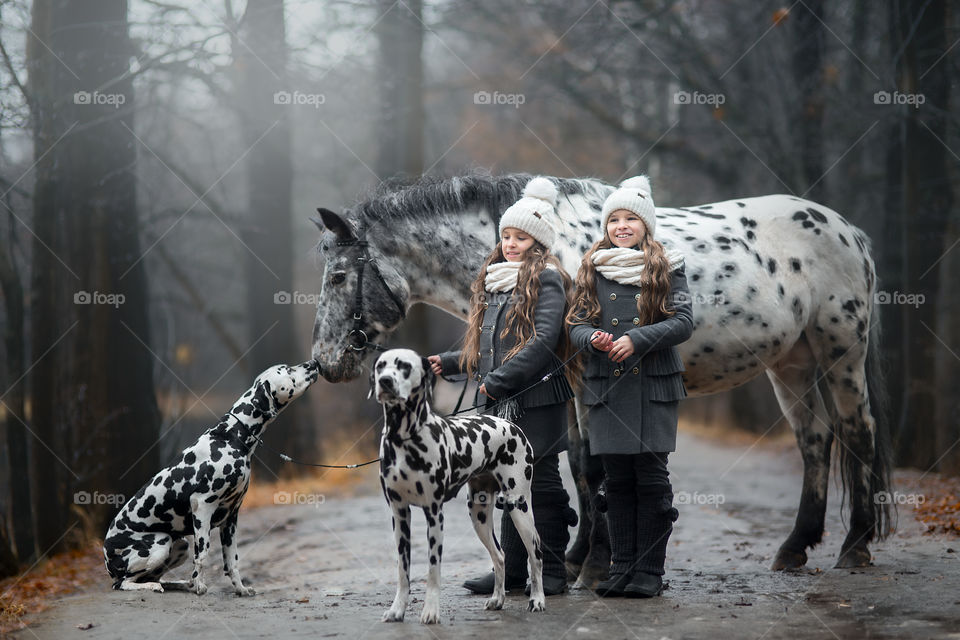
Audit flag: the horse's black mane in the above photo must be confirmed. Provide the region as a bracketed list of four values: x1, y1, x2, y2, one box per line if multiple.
[352, 170, 609, 225]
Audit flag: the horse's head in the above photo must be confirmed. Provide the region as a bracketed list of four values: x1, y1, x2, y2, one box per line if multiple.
[310, 207, 409, 382]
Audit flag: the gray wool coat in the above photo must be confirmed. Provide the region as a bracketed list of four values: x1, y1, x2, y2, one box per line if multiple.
[569, 267, 694, 455]
[438, 268, 574, 457]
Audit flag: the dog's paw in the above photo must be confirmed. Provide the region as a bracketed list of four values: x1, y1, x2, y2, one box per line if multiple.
[419, 605, 440, 625]
[484, 595, 504, 611]
[150, 583, 164, 593]
[193, 581, 208, 596]
[528, 597, 545, 612]
[235, 585, 256, 597]
[381, 608, 405, 623]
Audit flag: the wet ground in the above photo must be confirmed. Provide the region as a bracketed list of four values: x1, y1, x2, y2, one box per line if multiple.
[19, 431, 960, 639]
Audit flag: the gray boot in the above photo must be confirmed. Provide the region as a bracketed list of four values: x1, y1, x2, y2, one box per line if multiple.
[626, 491, 677, 598]
[594, 488, 636, 597]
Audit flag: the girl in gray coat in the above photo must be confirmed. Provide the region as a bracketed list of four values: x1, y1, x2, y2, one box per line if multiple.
[429, 177, 577, 596]
[567, 176, 693, 598]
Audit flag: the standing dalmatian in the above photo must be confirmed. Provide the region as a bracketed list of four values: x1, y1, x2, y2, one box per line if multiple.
[373, 348, 546, 624]
[103, 360, 319, 595]
[567, 176, 694, 597]
[430, 177, 579, 597]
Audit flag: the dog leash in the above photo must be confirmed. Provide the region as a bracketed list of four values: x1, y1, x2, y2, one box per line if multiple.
[254, 341, 592, 469]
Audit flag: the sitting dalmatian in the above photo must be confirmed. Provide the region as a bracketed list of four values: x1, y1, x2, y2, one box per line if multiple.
[372, 348, 545, 624]
[103, 360, 320, 595]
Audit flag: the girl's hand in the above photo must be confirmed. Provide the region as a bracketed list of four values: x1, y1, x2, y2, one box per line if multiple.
[591, 331, 614, 352]
[427, 355, 443, 375]
[608, 336, 635, 363]
[479, 383, 495, 400]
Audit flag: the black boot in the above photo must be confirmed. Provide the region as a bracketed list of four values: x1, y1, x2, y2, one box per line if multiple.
[594, 487, 636, 597]
[625, 491, 677, 598]
[463, 513, 528, 594]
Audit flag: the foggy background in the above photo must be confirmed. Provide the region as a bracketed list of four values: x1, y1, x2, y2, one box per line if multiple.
[0, 0, 956, 573]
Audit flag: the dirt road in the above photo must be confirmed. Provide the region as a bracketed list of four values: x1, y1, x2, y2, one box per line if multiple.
[19, 431, 960, 639]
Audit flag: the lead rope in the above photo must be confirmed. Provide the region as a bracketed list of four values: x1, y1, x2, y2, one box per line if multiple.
[255, 340, 592, 469]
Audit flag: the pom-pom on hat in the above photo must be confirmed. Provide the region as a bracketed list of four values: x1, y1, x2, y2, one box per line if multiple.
[601, 175, 657, 238]
[498, 176, 559, 249]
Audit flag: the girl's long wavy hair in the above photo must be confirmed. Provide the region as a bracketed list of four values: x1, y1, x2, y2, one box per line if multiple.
[460, 241, 580, 384]
[566, 223, 676, 330]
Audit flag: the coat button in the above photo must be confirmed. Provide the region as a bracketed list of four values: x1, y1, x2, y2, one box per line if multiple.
[488, 349, 494, 355]
[633, 317, 640, 325]
[613, 369, 621, 377]
[611, 318, 619, 326]
[609, 293, 617, 301]
[632, 367, 639, 375]
[483, 302, 489, 308]
[635, 293, 642, 300]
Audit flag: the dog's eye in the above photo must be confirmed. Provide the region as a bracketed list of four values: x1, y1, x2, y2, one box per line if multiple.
[330, 272, 347, 286]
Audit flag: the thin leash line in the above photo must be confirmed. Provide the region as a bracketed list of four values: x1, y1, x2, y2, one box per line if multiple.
[255, 341, 594, 469]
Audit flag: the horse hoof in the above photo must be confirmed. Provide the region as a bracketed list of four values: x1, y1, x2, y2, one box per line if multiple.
[565, 561, 582, 583]
[576, 563, 609, 590]
[771, 548, 807, 571]
[834, 546, 872, 568]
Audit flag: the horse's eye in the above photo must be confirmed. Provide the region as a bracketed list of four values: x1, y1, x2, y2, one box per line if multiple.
[330, 272, 346, 286]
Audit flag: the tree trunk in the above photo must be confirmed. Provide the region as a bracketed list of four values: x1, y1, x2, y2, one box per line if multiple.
[791, 0, 825, 201]
[29, 0, 160, 546]
[237, 0, 309, 479]
[893, 0, 952, 470]
[0, 210, 33, 562]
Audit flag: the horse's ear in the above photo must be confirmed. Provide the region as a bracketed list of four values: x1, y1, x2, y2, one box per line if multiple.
[316, 207, 355, 241]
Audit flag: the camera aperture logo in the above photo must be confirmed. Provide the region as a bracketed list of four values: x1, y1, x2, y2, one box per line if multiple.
[74, 290, 125, 308]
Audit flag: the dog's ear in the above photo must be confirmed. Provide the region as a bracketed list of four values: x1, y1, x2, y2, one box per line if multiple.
[252, 382, 276, 418]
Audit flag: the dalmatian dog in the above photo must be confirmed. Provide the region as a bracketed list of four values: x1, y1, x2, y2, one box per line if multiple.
[372, 348, 545, 624]
[103, 360, 320, 595]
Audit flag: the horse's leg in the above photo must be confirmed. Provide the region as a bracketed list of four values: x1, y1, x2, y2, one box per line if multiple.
[565, 402, 591, 581]
[577, 450, 610, 589]
[812, 305, 892, 568]
[767, 335, 834, 570]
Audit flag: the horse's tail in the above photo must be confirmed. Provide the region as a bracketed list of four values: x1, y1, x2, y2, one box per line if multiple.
[834, 263, 894, 542]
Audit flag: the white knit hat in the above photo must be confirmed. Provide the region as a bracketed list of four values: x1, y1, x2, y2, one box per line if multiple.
[601, 175, 656, 238]
[498, 176, 558, 249]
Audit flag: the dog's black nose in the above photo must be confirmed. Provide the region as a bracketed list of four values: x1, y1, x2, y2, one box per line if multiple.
[379, 377, 394, 391]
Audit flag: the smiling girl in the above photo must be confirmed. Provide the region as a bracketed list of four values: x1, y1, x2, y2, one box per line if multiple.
[566, 176, 693, 598]
[429, 176, 578, 596]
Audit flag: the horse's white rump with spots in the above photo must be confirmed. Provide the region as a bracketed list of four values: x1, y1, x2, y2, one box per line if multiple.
[373, 348, 545, 624]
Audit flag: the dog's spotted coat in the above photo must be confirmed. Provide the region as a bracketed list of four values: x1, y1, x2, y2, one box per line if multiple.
[103, 361, 319, 595]
[373, 348, 545, 624]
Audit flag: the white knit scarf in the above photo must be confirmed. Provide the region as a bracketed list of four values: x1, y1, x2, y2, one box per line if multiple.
[484, 261, 558, 293]
[591, 247, 684, 286]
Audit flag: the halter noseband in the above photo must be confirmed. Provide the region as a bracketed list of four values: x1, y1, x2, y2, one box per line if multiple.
[336, 229, 407, 354]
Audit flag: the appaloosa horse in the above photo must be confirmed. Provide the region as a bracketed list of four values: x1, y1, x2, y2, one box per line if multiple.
[309, 173, 893, 584]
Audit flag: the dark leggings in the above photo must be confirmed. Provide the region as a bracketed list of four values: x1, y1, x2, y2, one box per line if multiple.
[601, 452, 671, 495]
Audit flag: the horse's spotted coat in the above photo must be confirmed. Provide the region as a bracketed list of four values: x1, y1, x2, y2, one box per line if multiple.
[373, 349, 545, 624]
